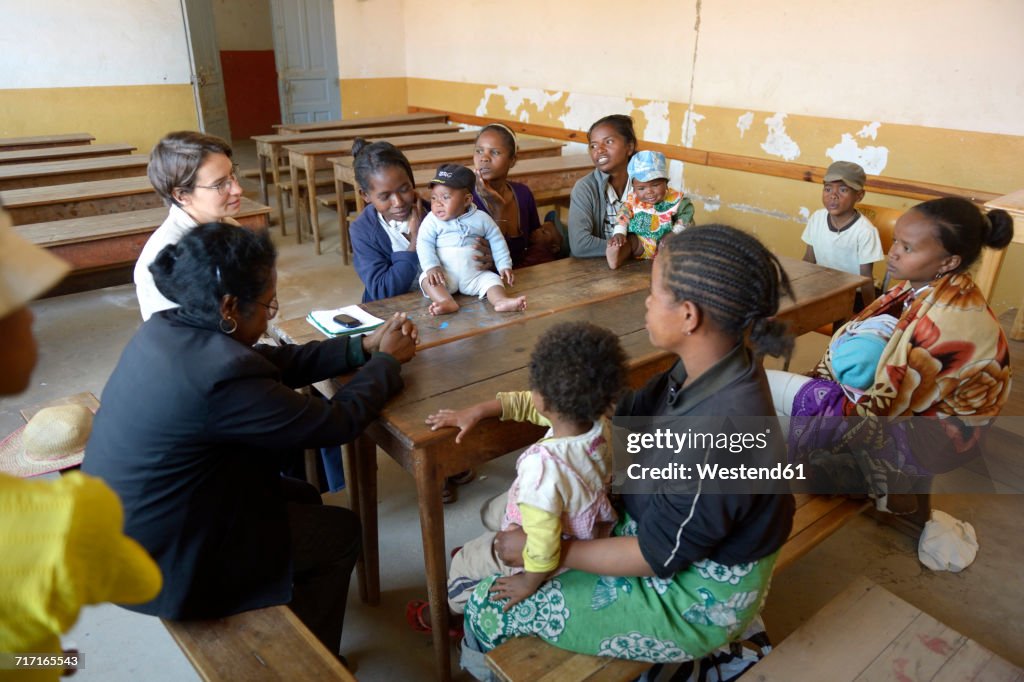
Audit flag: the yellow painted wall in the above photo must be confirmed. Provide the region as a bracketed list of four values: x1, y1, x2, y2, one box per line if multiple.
[0, 85, 198, 156]
[340, 78, 409, 118]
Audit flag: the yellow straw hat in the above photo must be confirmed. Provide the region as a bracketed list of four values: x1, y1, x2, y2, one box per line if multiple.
[0, 405, 94, 477]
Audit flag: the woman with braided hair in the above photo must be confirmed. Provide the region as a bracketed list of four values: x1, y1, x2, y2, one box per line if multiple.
[458, 225, 796, 676]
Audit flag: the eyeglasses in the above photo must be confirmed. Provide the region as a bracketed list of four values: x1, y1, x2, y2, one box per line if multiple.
[250, 296, 279, 320]
[193, 164, 241, 196]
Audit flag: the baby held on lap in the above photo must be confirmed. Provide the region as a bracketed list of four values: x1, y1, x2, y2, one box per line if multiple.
[416, 164, 526, 315]
[829, 314, 898, 401]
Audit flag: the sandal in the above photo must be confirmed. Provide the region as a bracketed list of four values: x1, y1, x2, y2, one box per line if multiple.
[442, 478, 457, 504]
[405, 599, 465, 640]
[449, 469, 476, 486]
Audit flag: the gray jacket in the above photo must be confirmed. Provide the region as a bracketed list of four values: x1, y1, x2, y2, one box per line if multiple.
[568, 168, 612, 258]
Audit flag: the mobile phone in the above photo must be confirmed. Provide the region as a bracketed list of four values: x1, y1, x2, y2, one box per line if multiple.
[332, 313, 361, 329]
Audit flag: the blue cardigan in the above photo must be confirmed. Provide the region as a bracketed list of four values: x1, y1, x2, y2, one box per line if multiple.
[350, 204, 426, 303]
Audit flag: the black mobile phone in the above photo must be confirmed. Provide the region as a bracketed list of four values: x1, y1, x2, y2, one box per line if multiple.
[332, 313, 361, 329]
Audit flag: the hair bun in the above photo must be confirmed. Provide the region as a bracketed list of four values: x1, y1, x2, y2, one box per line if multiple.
[984, 209, 1014, 250]
[351, 137, 369, 158]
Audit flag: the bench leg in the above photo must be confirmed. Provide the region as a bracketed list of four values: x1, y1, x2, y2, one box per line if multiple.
[413, 451, 453, 682]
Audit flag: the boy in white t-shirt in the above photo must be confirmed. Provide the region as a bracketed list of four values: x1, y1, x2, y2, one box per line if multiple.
[802, 161, 883, 312]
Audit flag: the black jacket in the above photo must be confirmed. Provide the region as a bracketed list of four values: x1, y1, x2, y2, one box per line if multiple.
[83, 311, 403, 618]
[618, 345, 795, 579]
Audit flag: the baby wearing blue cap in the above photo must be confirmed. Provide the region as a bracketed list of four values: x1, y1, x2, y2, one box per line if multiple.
[607, 150, 695, 269]
[828, 314, 899, 400]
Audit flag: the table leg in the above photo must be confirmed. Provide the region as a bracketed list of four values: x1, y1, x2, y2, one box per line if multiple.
[271, 149, 287, 236]
[258, 154, 269, 207]
[292, 160, 304, 245]
[336, 174, 350, 265]
[343, 441, 368, 603]
[354, 434, 380, 604]
[308, 158, 322, 255]
[413, 453, 452, 682]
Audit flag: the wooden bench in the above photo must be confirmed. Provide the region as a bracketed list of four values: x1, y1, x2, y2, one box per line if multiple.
[14, 197, 271, 274]
[0, 143, 137, 166]
[0, 155, 149, 191]
[274, 111, 447, 134]
[484, 494, 868, 682]
[0, 132, 94, 151]
[0, 176, 161, 224]
[162, 605, 356, 682]
[749, 577, 1023, 681]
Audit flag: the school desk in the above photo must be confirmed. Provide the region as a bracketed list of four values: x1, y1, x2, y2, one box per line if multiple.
[331, 153, 593, 266]
[0, 132, 94, 151]
[0, 175, 162, 225]
[984, 189, 1024, 340]
[284, 130, 475, 255]
[252, 122, 457, 219]
[274, 111, 448, 134]
[269, 255, 867, 681]
[0, 143, 137, 166]
[15, 197, 270, 274]
[0, 155, 149, 191]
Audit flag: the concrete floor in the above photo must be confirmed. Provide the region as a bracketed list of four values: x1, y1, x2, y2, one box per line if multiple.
[2, 141, 1021, 680]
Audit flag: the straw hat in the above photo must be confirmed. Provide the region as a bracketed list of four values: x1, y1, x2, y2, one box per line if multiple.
[0, 405, 94, 477]
[0, 204, 70, 319]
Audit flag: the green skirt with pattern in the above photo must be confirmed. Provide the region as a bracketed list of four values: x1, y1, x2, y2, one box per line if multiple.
[463, 514, 779, 663]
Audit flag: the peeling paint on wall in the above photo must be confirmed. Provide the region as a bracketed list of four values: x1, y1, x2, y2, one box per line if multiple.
[682, 110, 705, 147]
[559, 92, 635, 134]
[691, 193, 720, 212]
[668, 159, 684, 190]
[737, 111, 754, 138]
[475, 85, 563, 119]
[798, 206, 811, 220]
[728, 203, 796, 221]
[826, 133, 889, 174]
[637, 101, 670, 143]
[857, 122, 881, 140]
[760, 113, 801, 161]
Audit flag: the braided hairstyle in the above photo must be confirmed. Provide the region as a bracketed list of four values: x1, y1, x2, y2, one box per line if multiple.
[911, 197, 1013, 273]
[350, 138, 415, 193]
[658, 225, 794, 359]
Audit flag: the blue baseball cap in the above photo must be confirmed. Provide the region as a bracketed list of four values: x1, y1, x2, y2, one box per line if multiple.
[627, 150, 669, 182]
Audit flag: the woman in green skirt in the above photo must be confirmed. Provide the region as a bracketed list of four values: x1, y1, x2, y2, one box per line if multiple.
[462, 225, 797, 674]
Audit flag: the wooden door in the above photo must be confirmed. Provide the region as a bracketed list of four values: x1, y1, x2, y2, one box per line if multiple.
[270, 0, 341, 124]
[180, 0, 233, 141]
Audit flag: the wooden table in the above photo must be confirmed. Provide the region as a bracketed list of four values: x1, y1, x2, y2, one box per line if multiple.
[0, 143, 137, 166]
[0, 132, 94, 151]
[252, 122, 458, 219]
[0, 176, 161, 225]
[271, 255, 867, 681]
[0, 155, 149, 191]
[984, 189, 1024, 340]
[15, 197, 271, 273]
[285, 130, 476, 254]
[750, 577, 1022, 681]
[332, 153, 593, 265]
[275, 111, 447, 134]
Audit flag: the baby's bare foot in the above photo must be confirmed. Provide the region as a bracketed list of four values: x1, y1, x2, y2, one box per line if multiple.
[493, 296, 526, 313]
[428, 299, 459, 315]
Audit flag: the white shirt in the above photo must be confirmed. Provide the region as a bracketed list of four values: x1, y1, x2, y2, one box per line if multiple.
[801, 209, 884, 276]
[376, 212, 420, 293]
[134, 205, 240, 321]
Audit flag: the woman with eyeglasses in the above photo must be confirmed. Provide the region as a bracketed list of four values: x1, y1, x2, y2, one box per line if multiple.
[134, 131, 246, 321]
[84, 223, 418, 663]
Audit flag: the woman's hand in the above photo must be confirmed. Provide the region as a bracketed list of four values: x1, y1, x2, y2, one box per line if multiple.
[500, 269, 515, 287]
[365, 312, 418, 363]
[424, 266, 446, 288]
[406, 201, 423, 251]
[475, 168, 508, 216]
[473, 237, 495, 271]
[489, 571, 547, 612]
[493, 525, 527, 566]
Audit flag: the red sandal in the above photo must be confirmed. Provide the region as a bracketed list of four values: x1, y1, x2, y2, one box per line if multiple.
[405, 599, 465, 640]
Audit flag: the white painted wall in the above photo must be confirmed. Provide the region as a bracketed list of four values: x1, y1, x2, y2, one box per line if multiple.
[212, 0, 274, 51]
[0, 0, 192, 88]
[335, 0, 406, 78]
[401, 0, 1024, 137]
